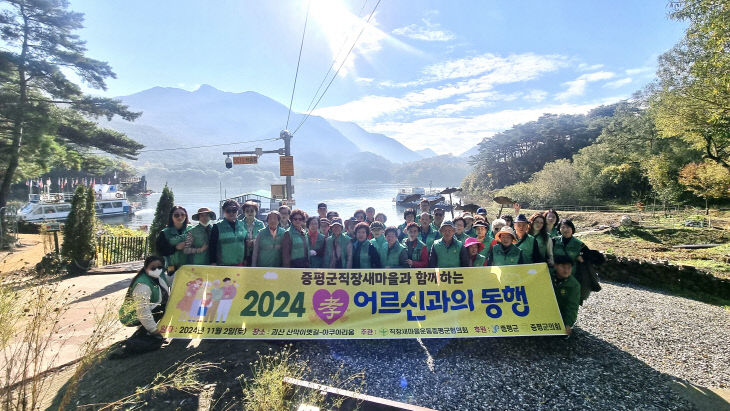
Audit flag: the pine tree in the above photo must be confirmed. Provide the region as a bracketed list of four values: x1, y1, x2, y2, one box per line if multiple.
[149, 184, 174, 255]
[80, 186, 98, 262]
[62, 185, 86, 262]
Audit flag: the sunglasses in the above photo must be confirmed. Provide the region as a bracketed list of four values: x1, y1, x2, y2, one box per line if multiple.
[173, 213, 186, 218]
[435, 213, 444, 216]
[225, 208, 238, 213]
[292, 217, 304, 221]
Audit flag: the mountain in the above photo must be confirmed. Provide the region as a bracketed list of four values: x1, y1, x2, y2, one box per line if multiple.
[416, 148, 438, 158]
[325, 119, 422, 163]
[460, 144, 480, 159]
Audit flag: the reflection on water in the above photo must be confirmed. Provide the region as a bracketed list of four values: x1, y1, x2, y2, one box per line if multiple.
[110, 181, 460, 229]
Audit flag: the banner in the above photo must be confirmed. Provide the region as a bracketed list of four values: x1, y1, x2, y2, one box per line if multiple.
[158, 263, 566, 339]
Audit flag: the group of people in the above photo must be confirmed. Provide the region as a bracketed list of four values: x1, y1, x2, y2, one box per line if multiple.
[115, 199, 592, 356]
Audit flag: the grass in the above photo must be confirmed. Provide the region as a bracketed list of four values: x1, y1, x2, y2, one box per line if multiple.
[580, 226, 730, 280]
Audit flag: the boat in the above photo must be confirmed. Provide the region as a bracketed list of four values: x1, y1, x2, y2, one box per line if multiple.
[18, 184, 135, 222]
[393, 187, 452, 210]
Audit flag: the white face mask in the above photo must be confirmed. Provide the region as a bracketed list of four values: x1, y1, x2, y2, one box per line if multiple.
[199, 220, 211, 227]
[147, 267, 163, 278]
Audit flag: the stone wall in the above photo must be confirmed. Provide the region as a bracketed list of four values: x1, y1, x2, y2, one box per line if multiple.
[596, 254, 730, 301]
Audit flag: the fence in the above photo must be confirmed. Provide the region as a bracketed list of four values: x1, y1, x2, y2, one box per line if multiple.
[96, 235, 149, 266]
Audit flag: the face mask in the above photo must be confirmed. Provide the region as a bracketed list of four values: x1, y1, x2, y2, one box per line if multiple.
[147, 267, 163, 278]
[199, 220, 211, 227]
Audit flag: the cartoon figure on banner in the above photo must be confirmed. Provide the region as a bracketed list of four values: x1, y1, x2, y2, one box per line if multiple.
[204, 280, 223, 322]
[188, 281, 208, 321]
[215, 278, 238, 323]
[176, 277, 203, 322]
[313, 289, 349, 325]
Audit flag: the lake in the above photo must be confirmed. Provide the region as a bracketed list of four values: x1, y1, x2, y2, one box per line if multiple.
[106, 180, 460, 229]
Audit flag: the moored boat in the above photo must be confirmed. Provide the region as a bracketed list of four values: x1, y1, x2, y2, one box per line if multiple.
[18, 184, 135, 222]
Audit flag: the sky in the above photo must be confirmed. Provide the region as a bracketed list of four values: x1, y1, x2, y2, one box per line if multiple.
[69, 0, 688, 155]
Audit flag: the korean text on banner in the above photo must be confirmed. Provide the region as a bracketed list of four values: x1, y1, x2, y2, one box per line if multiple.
[158, 264, 566, 339]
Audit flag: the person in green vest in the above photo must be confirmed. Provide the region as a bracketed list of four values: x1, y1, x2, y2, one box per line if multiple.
[278, 205, 292, 231]
[464, 237, 487, 267]
[375, 213, 387, 224]
[453, 216, 468, 242]
[513, 214, 544, 264]
[365, 207, 376, 224]
[397, 208, 416, 241]
[184, 207, 216, 265]
[415, 199, 430, 224]
[463, 213, 477, 238]
[345, 216, 358, 239]
[349, 222, 382, 269]
[529, 212, 554, 265]
[488, 218, 507, 245]
[209, 200, 247, 266]
[403, 222, 428, 268]
[316, 202, 328, 219]
[431, 207, 446, 232]
[319, 218, 331, 238]
[552, 219, 587, 277]
[307, 216, 327, 268]
[354, 209, 367, 223]
[429, 221, 469, 268]
[325, 218, 351, 268]
[486, 226, 525, 266]
[113, 256, 170, 357]
[544, 209, 561, 238]
[552, 255, 580, 336]
[473, 220, 490, 255]
[418, 212, 441, 251]
[382, 226, 407, 268]
[252, 210, 286, 267]
[369, 221, 388, 265]
[156, 205, 191, 275]
[282, 209, 310, 268]
[242, 201, 266, 265]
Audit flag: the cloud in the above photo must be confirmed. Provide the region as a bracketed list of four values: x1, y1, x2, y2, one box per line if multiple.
[555, 71, 615, 100]
[392, 24, 456, 42]
[604, 77, 633, 88]
[315, 53, 569, 121]
[625, 66, 652, 76]
[523, 89, 548, 103]
[366, 101, 619, 154]
[577, 63, 604, 72]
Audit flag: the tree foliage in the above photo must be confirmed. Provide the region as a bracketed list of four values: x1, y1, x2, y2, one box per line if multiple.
[61, 185, 95, 271]
[679, 160, 730, 211]
[650, 0, 730, 169]
[0, 0, 143, 207]
[149, 184, 174, 255]
[463, 106, 617, 194]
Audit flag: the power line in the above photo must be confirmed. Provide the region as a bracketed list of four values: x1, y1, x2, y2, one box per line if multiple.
[134, 137, 279, 153]
[299, 0, 370, 117]
[285, 0, 312, 130]
[292, 0, 382, 135]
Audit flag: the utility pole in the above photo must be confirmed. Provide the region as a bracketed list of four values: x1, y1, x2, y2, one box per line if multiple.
[223, 129, 294, 202]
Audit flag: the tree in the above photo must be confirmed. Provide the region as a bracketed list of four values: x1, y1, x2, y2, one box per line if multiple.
[149, 184, 174, 255]
[650, 0, 730, 169]
[61, 185, 86, 266]
[0, 0, 143, 208]
[679, 161, 730, 213]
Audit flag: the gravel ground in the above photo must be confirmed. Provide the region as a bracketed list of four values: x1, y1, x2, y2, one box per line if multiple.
[293, 281, 730, 410]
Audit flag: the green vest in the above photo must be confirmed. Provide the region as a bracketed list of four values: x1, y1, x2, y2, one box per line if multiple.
[309, 232, 326, 268]
[289, 229, 309, 261]
[353, 240, 372, 268]
[465, 227, 477, 238]
[244, 218, 266, 257]
[118, 272, 171, 326]
[472, 253, 486, 267]
[403, 238, 426, 261]
[162, 226, 190, 268]
[216, 219, 247, 266]
[515, 233, 536, 264]
[552, 274, 581, 327]
[419, 226, 440, 251]
[256, 227, 286, 267]
[383, 241, 406, 268]
[491, 244, 522, 266]
[188, 224, 211, 265]
[432, 238, 463, 268]
[534, 234, 549, 261]
[325, 233, 351, 268]
[478, 237, 491, 257]
[454, 232, 468, 243]
[553, 236, 585, 276]
[370, 235, 388, 266]
[548, 226, 560, 238]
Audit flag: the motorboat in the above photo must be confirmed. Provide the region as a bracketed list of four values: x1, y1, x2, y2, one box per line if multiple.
[18, 184, 135, 222]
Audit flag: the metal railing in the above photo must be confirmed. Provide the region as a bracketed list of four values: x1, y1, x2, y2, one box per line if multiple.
[96, 235, 149, 266]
